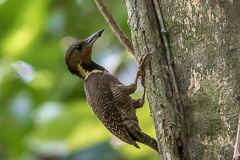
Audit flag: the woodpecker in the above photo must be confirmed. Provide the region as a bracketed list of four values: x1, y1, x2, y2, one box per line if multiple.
[65, 29, 159, 153]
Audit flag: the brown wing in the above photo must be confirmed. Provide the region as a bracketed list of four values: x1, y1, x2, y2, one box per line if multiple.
[84, 71, 139, 147]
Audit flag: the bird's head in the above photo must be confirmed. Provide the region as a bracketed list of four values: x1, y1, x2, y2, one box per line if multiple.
[65, 29, 105, 79]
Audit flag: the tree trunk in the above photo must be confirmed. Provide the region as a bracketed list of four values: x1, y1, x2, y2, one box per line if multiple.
[125, 0, 240, 159]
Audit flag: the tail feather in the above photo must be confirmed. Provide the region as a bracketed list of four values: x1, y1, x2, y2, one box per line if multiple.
[138, 131, 159, 153]
[126, 123, 160, 153]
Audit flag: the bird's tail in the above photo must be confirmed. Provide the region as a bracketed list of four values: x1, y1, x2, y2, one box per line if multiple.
[126, 122, 160, 153]
[138, 130, 159, 153]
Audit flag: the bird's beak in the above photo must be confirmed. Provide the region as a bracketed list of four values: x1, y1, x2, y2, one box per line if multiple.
[86, 29, 104, 48]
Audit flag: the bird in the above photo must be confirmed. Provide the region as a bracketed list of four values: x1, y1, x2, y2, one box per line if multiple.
[64, 29, 159, 153]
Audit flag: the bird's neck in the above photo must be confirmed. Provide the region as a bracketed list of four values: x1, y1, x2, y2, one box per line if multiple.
[77, 61, 106, 80]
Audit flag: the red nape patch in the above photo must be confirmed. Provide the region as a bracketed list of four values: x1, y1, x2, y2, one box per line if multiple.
[82, 48, 91, 59]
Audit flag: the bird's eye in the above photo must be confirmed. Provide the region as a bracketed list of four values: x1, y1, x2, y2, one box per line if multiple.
[76, 45, 82, 50]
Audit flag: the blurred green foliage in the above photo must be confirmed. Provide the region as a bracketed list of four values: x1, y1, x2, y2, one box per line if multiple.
[0, 0, 159, 160]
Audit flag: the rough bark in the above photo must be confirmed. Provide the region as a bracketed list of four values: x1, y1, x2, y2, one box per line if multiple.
[125, 0, 240, 160]
[125, 1, 188, 159]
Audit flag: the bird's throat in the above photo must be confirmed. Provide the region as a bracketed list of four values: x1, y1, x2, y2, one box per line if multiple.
[82, 48, 91, 59]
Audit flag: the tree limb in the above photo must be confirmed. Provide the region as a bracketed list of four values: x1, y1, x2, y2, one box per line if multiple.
[153, 0, 189, 159]
[233, 113, 240, 160]
[94, 0, 135, 56]
[153, 0, 184, 117]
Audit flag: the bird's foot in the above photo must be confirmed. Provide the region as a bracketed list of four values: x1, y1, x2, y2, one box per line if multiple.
[132, 54, 152, 94]
[135, 54, 152, 85]
[138, 54, 152, 70]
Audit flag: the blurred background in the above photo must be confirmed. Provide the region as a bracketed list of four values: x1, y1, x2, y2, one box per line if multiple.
[0, 0, 158, 159]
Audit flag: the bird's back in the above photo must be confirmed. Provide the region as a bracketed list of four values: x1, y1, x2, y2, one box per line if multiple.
[84, 71, 138, 147]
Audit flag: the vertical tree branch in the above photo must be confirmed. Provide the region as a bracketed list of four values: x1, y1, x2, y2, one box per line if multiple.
[153, 0, 183, 109]
[153, 0, 189, 159]
[94, 0, 135, 56]
[233, 113, 240, 160]
[125, 0, 240, 159]
[125, 1, 182, 159]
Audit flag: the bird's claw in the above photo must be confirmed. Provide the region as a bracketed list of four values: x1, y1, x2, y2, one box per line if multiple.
[135, 54, 152, 88]
[138, 53, 152, 69]
[137, 54, 152, 78]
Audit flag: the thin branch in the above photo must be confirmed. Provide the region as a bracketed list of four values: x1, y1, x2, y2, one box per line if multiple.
[94, 0, 135, 56]
[153, 0, 183, 112]
[153, 0, 189, 158]
[233, 113, 240, 160]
